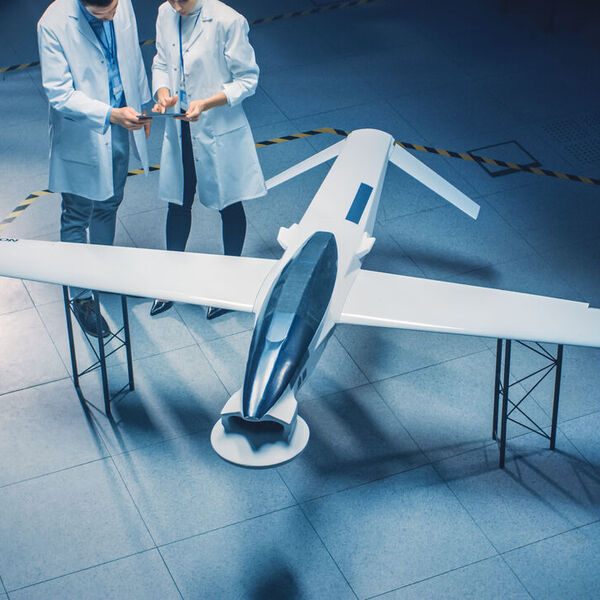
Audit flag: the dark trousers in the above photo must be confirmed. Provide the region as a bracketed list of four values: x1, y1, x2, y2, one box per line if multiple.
[166, 120, 246, 256]
[61, 124, 129, 299]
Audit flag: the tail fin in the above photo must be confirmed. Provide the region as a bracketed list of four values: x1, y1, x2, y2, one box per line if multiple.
[265, 139, 346, 190]
[389, 144, 480, 219]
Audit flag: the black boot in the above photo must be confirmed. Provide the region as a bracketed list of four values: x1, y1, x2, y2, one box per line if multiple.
[150, 299, 174, 316]
[206, 306, 231, 320]
[72, 297, 111, 338]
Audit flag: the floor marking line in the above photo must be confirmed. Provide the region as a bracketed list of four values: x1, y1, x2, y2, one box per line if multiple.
[3, 127, 598, 232]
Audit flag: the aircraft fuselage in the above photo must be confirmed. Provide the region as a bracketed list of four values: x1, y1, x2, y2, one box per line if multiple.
[242, 130, 395, 418]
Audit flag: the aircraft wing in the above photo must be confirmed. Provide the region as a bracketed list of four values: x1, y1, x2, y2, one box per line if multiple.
[339, 269, 600, 347]
[0, 239, 276, 312]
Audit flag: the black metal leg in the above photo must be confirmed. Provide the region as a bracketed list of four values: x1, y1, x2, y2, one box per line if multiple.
[93, 292, 112, 419]
[64, 290, 134, 419]
[550, 344, 563, 450]
[493, 339, 503, 440]
[499, 340, 511, 468]
[122, 295, 135, 392]
[63, 286, 80, 391]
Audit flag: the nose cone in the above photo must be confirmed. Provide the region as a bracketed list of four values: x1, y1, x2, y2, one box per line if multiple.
[243, 314, 313, 419]
[242, 231, 338, 419]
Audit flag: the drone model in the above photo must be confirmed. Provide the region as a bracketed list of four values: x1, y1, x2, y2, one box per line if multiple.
[1, 129, 599, 467]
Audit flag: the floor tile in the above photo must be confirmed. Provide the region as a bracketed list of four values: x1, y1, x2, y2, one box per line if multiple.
[161, 507, 355, 600]
[378, 556, 530, 600]
[227, 0, 311, 23]
[244, 85, 289, 128]
[0, 276, 32, 315]
[259, 58, 374, 120]
[383, 201, 533, 281]
[359, 227, 425, 278]
[175, 302, 255, 343]
[387, 81, 524, 150]
[82, 345, 229, 456]
[0, 460, 153, 591]
[251, 16, 345, 74]
[436, 432, 600, 553]
[446, 252, 586, 302]
[479, 68, 599, 125]
[0, 379, 108, 487]
[112, 433, 296, 545]
[561, 412, 600, 472]
[503, 521, 600, 600]
[278, 384, 427, 502]
[539, 235, 600, 307]
[203, 328, 368, 400]
[348, 43, 470, 102]
[440, 122, 576, 199]
[35, 294, 196, 375]
[374, 350, 549, 462]
[303, 465, 496, 598]
[0, 307, 67, 396]
[485, 177, 600, 255]
[507, 344, 600, 424]
[9, 550, 181, 600]
[335, 323, 487, 383]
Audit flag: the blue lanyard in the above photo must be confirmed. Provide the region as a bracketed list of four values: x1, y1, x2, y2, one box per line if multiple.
[97, 21, 117, 63]
[178, 13, 201, 85]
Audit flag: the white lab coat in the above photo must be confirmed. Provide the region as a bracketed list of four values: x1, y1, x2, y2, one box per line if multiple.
[37, 0, 151, 201]
[152, 0, 266, 209]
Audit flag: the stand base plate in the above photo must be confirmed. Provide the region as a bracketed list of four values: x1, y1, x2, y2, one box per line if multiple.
[210, 416, 310, 468]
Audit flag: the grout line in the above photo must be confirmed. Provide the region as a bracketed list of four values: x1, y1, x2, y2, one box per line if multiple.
[0, 375, 72, 399]
[500, 517, 600, 557]
[364, 555, 508, 600]
[156, 504, 300, 551]
[496, 554, 536, 600]
[275, 470, 360, 600]
[4, 548, 159, 595]
[155, 547, 185, 600]
[0, 456, 108, 491]
[104, 452, 185, 600]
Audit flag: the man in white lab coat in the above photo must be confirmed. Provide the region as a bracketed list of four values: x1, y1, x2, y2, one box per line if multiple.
[37, 0, 151, 337]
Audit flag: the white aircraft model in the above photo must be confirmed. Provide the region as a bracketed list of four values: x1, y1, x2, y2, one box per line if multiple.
[1, 129, 599, 467]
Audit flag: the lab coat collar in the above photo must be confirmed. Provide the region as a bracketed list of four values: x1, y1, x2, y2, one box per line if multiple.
[66, 0, 104, 56]
[182, 0, 213, 50]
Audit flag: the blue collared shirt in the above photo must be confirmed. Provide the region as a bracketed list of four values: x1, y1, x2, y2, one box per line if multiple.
[79, 1, 125, 127]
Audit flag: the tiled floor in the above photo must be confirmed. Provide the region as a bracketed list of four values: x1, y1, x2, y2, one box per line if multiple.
[1, 0, 600, 598]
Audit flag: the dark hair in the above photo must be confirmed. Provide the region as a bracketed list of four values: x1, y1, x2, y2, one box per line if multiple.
[80, 0, 115, 6]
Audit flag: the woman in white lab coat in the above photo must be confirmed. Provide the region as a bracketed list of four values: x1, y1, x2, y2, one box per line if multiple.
[150, 0, 266, 317]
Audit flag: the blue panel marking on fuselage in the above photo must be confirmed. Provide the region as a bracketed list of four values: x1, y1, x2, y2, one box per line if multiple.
[346, 183, 373, 224]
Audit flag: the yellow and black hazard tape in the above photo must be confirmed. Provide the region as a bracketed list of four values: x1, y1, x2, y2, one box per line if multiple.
[2, 127, 598, 233]
[0, 60, 40, 74]
[255, 127, 349, 147]
[1, 0, 379, 74]
[256, 128, 600, 186]
[250, 0, 376, 25]
[0, 190, 52, 232]
[394, 140, 600, 186]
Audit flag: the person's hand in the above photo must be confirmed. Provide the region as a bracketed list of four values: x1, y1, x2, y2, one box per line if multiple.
[110, 106, 144, 130]
[153, 88, 178, 113]
[184, 100, 206, 122]
[142, 110, 151, 138]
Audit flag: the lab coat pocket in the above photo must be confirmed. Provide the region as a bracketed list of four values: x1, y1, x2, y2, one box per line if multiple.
[209, 103, 247, 136]
[213, 124, 262, 204]
[55, 117, 99, 165]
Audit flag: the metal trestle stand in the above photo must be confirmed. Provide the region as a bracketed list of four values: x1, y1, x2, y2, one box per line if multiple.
[493, 339, 563, 468]
[63, 286, 134, 419]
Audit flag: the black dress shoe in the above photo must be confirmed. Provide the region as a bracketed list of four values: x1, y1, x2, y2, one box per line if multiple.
[72, 297, 111, 338]
[206, 306, 231, 320]
[150, 299, 173, 316]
